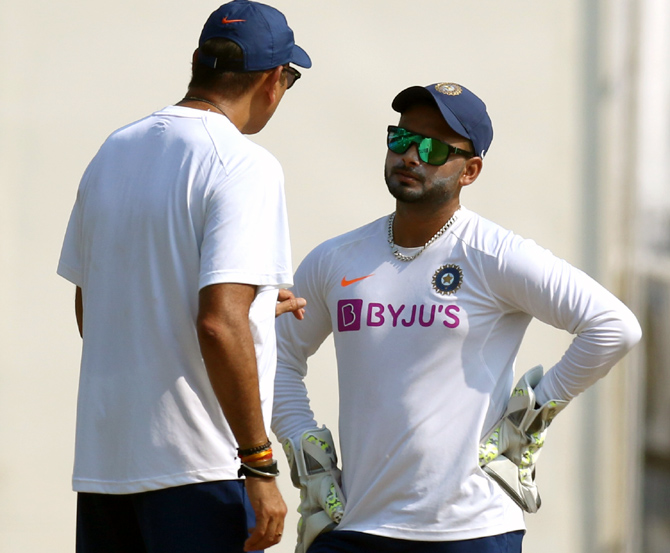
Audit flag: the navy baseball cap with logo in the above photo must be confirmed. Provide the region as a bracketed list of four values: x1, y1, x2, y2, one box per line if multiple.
[198, 0, 312, 71]
[392, 83, 493, 158]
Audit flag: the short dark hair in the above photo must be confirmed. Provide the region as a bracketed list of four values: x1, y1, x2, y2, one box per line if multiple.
[189, 38, 277, 98]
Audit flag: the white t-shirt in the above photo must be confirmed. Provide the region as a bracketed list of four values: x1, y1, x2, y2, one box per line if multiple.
[58, 106, 293, 494]
[272, 207, 641, 541]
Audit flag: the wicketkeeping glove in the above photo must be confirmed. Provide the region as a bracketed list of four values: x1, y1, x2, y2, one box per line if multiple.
[283, 426, 346, 553]
[479, 365, 568, 513]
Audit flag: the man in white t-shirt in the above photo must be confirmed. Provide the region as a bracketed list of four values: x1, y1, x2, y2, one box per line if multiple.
[272, 82, 642, 553]
[57, 2, 310, 552]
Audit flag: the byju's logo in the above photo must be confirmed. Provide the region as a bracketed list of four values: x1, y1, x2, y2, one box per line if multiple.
[337, 299, 460, 332]
[337, 299, 363, 332]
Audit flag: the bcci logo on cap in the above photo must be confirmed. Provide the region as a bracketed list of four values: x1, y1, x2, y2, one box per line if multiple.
[432, 264, 463, 295]
[435, 83, 463, 96]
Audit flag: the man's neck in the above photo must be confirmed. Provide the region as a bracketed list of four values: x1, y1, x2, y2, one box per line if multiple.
[180, 88, 253, 132]
[392, 201, 461, 247]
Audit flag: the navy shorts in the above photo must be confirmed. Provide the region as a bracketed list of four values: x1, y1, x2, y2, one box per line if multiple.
[76, 480, 258, 553]
[308, 530, 524, 553]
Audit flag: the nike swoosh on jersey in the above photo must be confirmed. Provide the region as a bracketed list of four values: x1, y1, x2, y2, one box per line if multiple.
[341, 274, 374, 287]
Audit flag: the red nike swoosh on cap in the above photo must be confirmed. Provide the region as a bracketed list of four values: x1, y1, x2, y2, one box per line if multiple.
[221, 17, 246, 24]
[341, 274, 374, 287]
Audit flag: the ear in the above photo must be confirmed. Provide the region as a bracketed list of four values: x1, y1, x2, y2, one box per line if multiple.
[192, 49, 199, 66]
[264, 66, 284, 103]
[459, 157, 483, 187]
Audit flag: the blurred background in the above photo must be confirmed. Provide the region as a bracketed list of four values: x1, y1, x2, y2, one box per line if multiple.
[1, 1, 668, 552]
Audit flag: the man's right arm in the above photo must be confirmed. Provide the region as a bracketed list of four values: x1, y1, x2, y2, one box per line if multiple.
[198, 283, 267, 444]
[197, 282, 286, 551]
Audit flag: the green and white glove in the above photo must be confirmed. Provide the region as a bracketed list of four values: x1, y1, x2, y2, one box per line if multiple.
[283, 427, 346, 553]
[479, 365, 567, 513]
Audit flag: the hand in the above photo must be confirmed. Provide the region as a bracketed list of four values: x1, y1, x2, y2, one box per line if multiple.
[276, 288, 306, 320]
[284, 427, 346, 553]
[243, 477, 288, 552]
[478, 366, 567, 513]
[479, 366, 545, 467]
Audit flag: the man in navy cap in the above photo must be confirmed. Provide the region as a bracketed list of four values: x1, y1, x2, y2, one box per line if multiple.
[272, 82, 640, 552]
[58, 2, 309, 552]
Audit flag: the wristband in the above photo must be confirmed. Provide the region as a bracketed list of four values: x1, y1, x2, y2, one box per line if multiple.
[240, 449, 273, 465]
[238, 460, 280, 479]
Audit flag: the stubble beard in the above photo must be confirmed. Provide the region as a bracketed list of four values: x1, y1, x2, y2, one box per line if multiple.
[384, 163, 461, 206]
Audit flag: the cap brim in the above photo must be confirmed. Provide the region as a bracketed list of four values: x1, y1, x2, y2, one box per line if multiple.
[290, 44, 312, 68]
[392, 86, 469, 141]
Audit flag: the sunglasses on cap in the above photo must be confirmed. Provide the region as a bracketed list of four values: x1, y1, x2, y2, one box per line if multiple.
[387, 125, 474, 166]
[283, 66, 301, 89]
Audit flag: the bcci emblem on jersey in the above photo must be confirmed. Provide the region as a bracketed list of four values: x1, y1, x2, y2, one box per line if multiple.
[432, 264, 463, 295]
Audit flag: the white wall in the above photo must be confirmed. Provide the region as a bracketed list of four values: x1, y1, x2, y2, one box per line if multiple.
[0, 1, 636, 552]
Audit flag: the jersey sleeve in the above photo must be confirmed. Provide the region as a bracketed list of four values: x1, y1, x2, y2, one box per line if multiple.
[199, 151, 293, 290]
[485, 237, 642, 404]
[272, 245, 335, 444]
[57, 163, 95, 286]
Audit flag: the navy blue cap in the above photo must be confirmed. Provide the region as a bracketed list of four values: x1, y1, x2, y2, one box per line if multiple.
[198, 0, 311, 71]
[392, 83, 493, 158]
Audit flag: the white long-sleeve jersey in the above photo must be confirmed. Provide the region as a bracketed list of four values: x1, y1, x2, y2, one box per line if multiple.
[272, 206, 641, 541]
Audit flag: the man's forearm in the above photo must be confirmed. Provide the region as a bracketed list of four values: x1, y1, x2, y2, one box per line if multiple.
[199, 321, 268, 448]
[197, 283, 268, 449]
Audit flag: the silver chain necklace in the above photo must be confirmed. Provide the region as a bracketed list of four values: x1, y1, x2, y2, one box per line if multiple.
[387, 207, 461, 262]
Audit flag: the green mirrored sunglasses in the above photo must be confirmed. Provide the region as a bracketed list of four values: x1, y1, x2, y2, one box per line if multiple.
[387, 125, 474, 166]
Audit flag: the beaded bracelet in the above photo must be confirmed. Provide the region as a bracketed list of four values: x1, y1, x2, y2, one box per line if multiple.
[237, 440, 272, 458]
